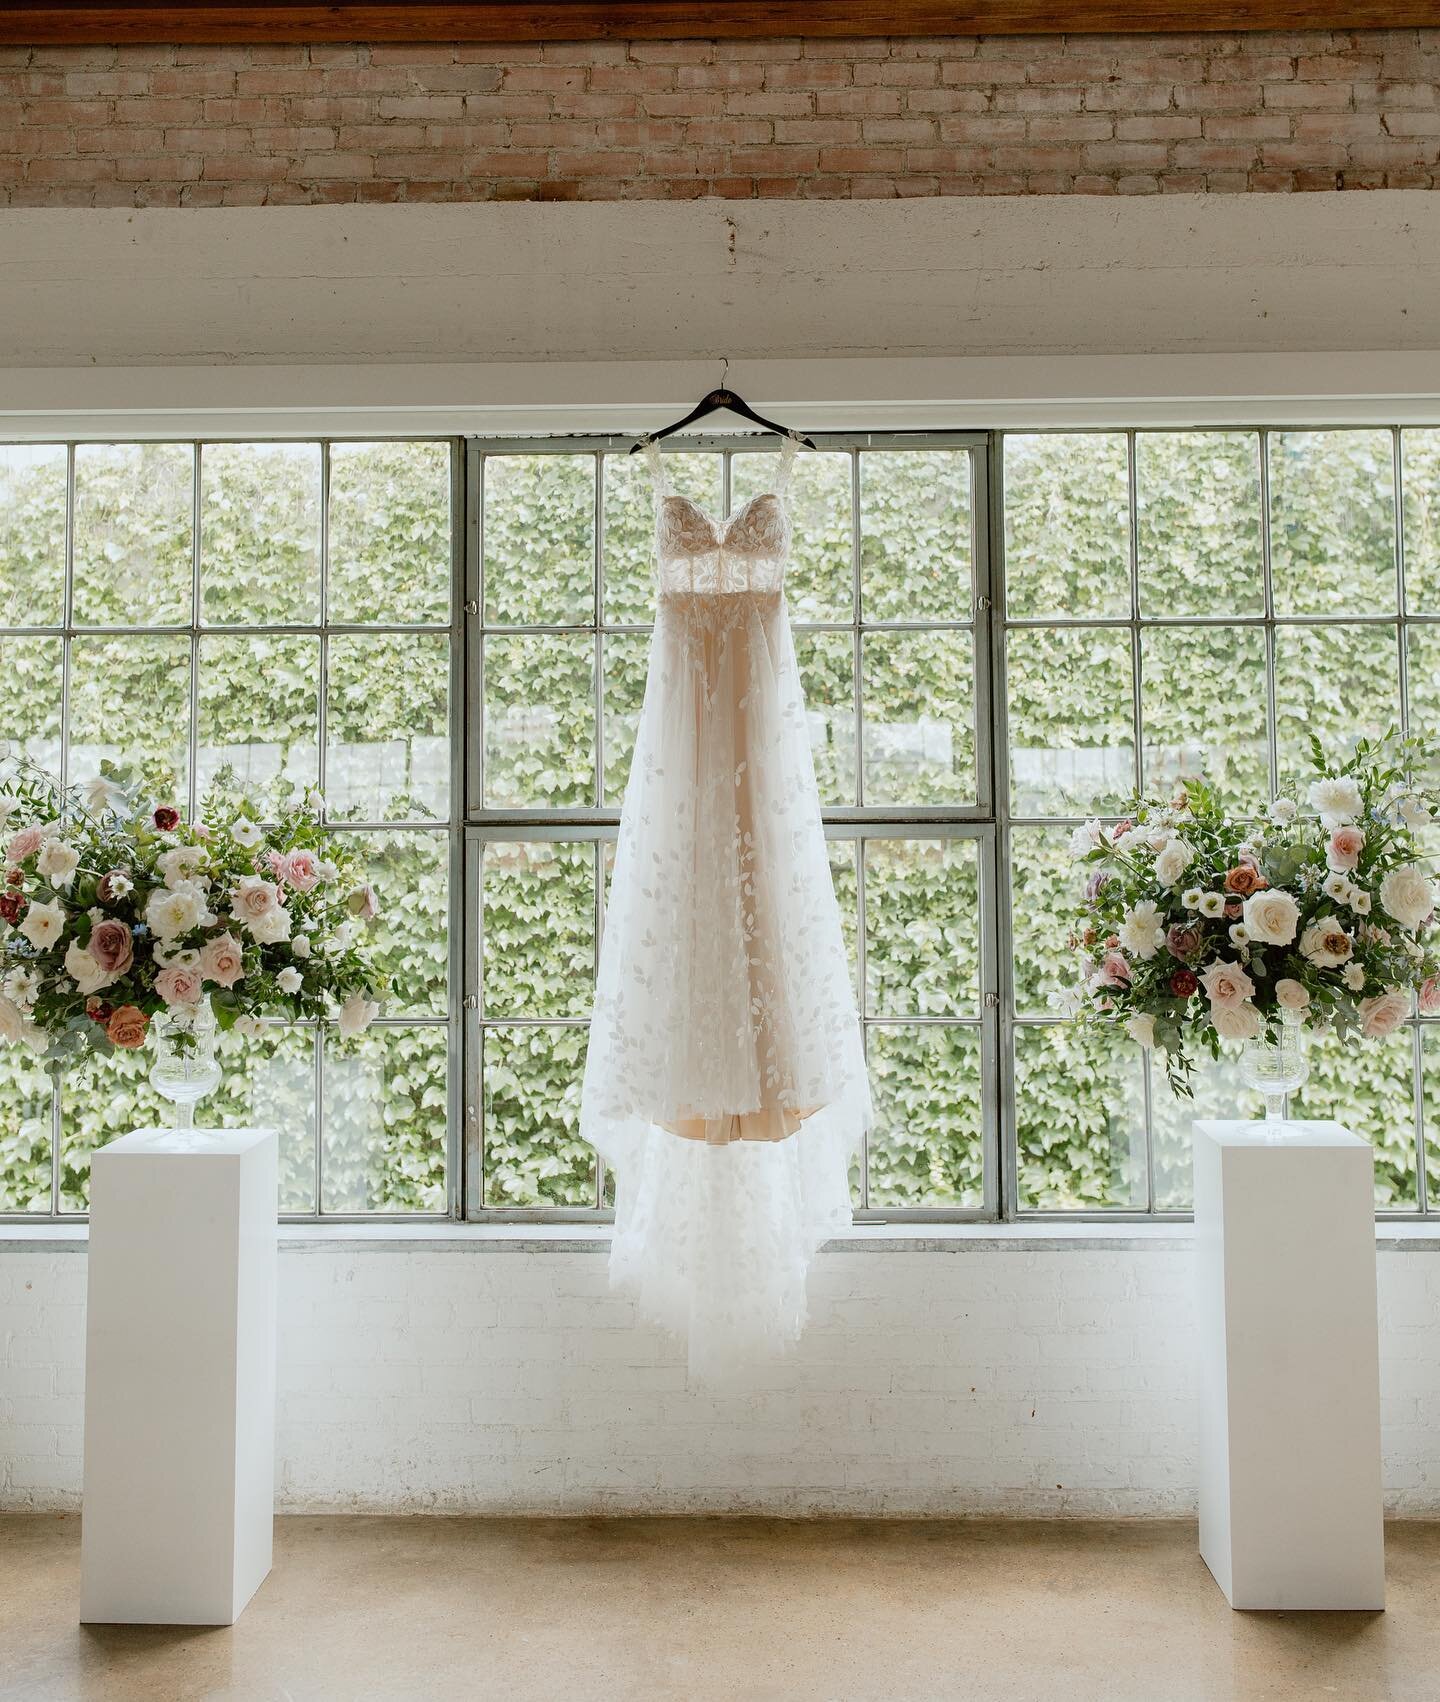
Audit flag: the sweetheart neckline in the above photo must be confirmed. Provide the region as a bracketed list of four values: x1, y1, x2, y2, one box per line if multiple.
[661, 489, 783, 531]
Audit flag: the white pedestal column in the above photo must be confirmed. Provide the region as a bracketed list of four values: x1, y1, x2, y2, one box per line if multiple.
[1193, 1118, 1384, 1611]
[80, 1125, 278, 1626]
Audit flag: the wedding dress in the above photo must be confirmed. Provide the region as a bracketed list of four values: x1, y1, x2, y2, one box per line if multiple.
[581, 434, 871, 1378]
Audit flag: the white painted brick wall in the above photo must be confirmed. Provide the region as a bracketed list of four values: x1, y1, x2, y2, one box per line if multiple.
[3, 1240, 1439, 1517]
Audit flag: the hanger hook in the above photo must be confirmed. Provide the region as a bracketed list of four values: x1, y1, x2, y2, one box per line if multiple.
[719, 355, 730, 395]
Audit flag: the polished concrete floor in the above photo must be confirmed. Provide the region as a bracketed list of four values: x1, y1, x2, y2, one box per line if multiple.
[4, 1515, 1439, 1701]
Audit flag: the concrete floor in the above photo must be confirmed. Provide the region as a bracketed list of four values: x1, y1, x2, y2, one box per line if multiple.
[4, 1516, 1439, 1702]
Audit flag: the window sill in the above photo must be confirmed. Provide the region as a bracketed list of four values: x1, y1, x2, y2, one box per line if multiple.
[6, 1220, 1440, 1253]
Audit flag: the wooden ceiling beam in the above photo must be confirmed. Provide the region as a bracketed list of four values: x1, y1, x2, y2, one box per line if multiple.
[4, 2, 1440, 47]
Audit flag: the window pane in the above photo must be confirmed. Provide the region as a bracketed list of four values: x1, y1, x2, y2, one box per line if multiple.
[1141, 624, 1269, 809]
[322, 1024, 447, 1213]
[1007, 626, 1135, 817]
[1424, 1027, 1440, 1214]
[60, 1047, 168, 1212]
[484, 453, 594, 627]
[602, 628, 650, 806]
[200, 441, 321, 625]
[483, 839, 595, 1019]
[1136, 430, 1263, 618]
[860, 449, 972, 622]
[1009, 826, 1082, 1017]
[1407, 625, 1440, 778]
[0, 1063, 52, 1213]
[862, 629, 975, 806]
[867, 1024, 983, 1209]
[864, 836, 979, 1018]
[213, 1025, 318, 1215]
[197, 633, 319, 812]
[0, 636, 62, 771]
[603, 450, 721, 626]
[343, 828, 450, 1016]
[735, 448, 852, 621]
[73, 443, 193, 627]
[1402, 427, 1440, 613]
[327, 632, 450, 822]
[795, 629, 856, 807]
[69, 634, 190, 802]
[1005, 433, 1128, 620]
[1148, 1050, 1265, 1212]
[1268, 429, 1397, 616]
[1294, 1025, 1418, 1210]
[0, 443, 65, 627]
[483, 1023, 594, 1208]
[1273, 623, 1400, 783]
[483, 632, 594, 809]
[328, 441, 450, 625]
[1014, 1024, 1146, 1210]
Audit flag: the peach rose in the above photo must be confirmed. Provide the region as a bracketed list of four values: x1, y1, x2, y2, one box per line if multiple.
[106, 1005, 149, 1049]
[1223, 863, 1266, 897]
[1200, 959, 1256, 1009]
[1359, 990, 1410, 1039]
[199, 932, 246, 990]
[88, 918, 134, 977]
[346, 883, 379, 922]
[1327, 826, 1365, 872]
[155, 964, 204, 1007]
[5, 825, 45, 865]
[1421, 976, 1440, 1018]
[232, 875, 283, 932]
[280, 849, 321, 892]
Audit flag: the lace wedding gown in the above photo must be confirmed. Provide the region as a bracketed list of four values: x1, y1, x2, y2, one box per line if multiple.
[582, 434, 871, 1378]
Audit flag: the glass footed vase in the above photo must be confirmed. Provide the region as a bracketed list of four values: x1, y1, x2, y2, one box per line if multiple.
[1238, 1009, 1310, 1130]
[148, 1003, 223, 1143]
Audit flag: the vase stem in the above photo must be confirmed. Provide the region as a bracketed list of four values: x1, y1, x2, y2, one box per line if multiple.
[1264, 1092, 1284, 1123]
[175, 1100, 195, 1132]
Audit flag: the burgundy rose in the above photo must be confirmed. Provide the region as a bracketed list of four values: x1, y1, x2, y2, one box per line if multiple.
[0, 894, 24, 925]
[152, 806, 181, 833]
[89, 917, 134, 977]
[1166, 923, 1203, 961]
[1170, 968, 1199, 998]
[85, 997, 114, 1024]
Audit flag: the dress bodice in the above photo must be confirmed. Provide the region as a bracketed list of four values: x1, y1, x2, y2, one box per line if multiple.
[645, 435, 798, 596]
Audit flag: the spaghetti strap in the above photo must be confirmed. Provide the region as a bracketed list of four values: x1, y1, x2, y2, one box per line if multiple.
[642, 436, 670, 497]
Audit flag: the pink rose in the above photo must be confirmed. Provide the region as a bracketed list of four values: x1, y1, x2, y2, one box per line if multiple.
[1327, 826, 1365, 872]
[1200, 959, 1256, 1009]
[88, 918, 134, 977]
[199, 932, 246, 990]
[5, 826, 45, 865]
[155, 963, 204, 1007]
[232, 875, 282, 926]
[1166, 923, 1203, 961]
[1420, 976, 1440, 1018]
[1096, 949, 1131, 988]
[1358, 990, 1410, 1038]
[280, 850, 320, 893]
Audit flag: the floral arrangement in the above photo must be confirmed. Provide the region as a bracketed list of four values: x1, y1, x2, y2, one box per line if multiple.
[0, 756, 386, 1068]
[1069, 735, 1440, 1092]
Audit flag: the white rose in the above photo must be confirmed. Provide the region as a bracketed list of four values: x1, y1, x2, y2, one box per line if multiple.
[231, 818, 263, 849]
[233, 1014, 265, 1039]
[1118, 901, 1164, 961]
[1275, 978, 1311, 1011]
[1212, 1001, 1264, 1042]
[1308, 775, 1364, 828]
[0, 795, 16, 832]
[1379, 866, 1435, 933]
[316, 861, 338, 884]
[1269, 797, 1297, 826]
[1359, 990, 1410, 1039]
[19, 899, 65, 950]
[1300, 915, 1354, 969]
[1069, 820, 1103, 858]
[146, 883, 207, 943]
[1241, 890, 1300, 947]
[291, 934, 312, 960]
[64, 940, 111, 996]
[276, 966, 303, 995]
[1153, 839, 1195, 889]
[1342, 963, 1365, 991]
[1197, 892, 1226, 919]
[338, 992, 379, 1039]
[0, 995, 21, 1045]
[1126, 1012, 1156, 1049]
[248, 906, 293, 946]
[37, 839, 80, 889]
[158, 845, 206, 890]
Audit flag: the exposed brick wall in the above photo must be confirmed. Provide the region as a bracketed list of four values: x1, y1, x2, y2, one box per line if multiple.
[3, 30, 1440, 207]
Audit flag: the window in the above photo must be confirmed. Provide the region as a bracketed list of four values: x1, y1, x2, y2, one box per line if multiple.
[0, 440, 459, 1217]
[2, 425, 1437, 1222]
